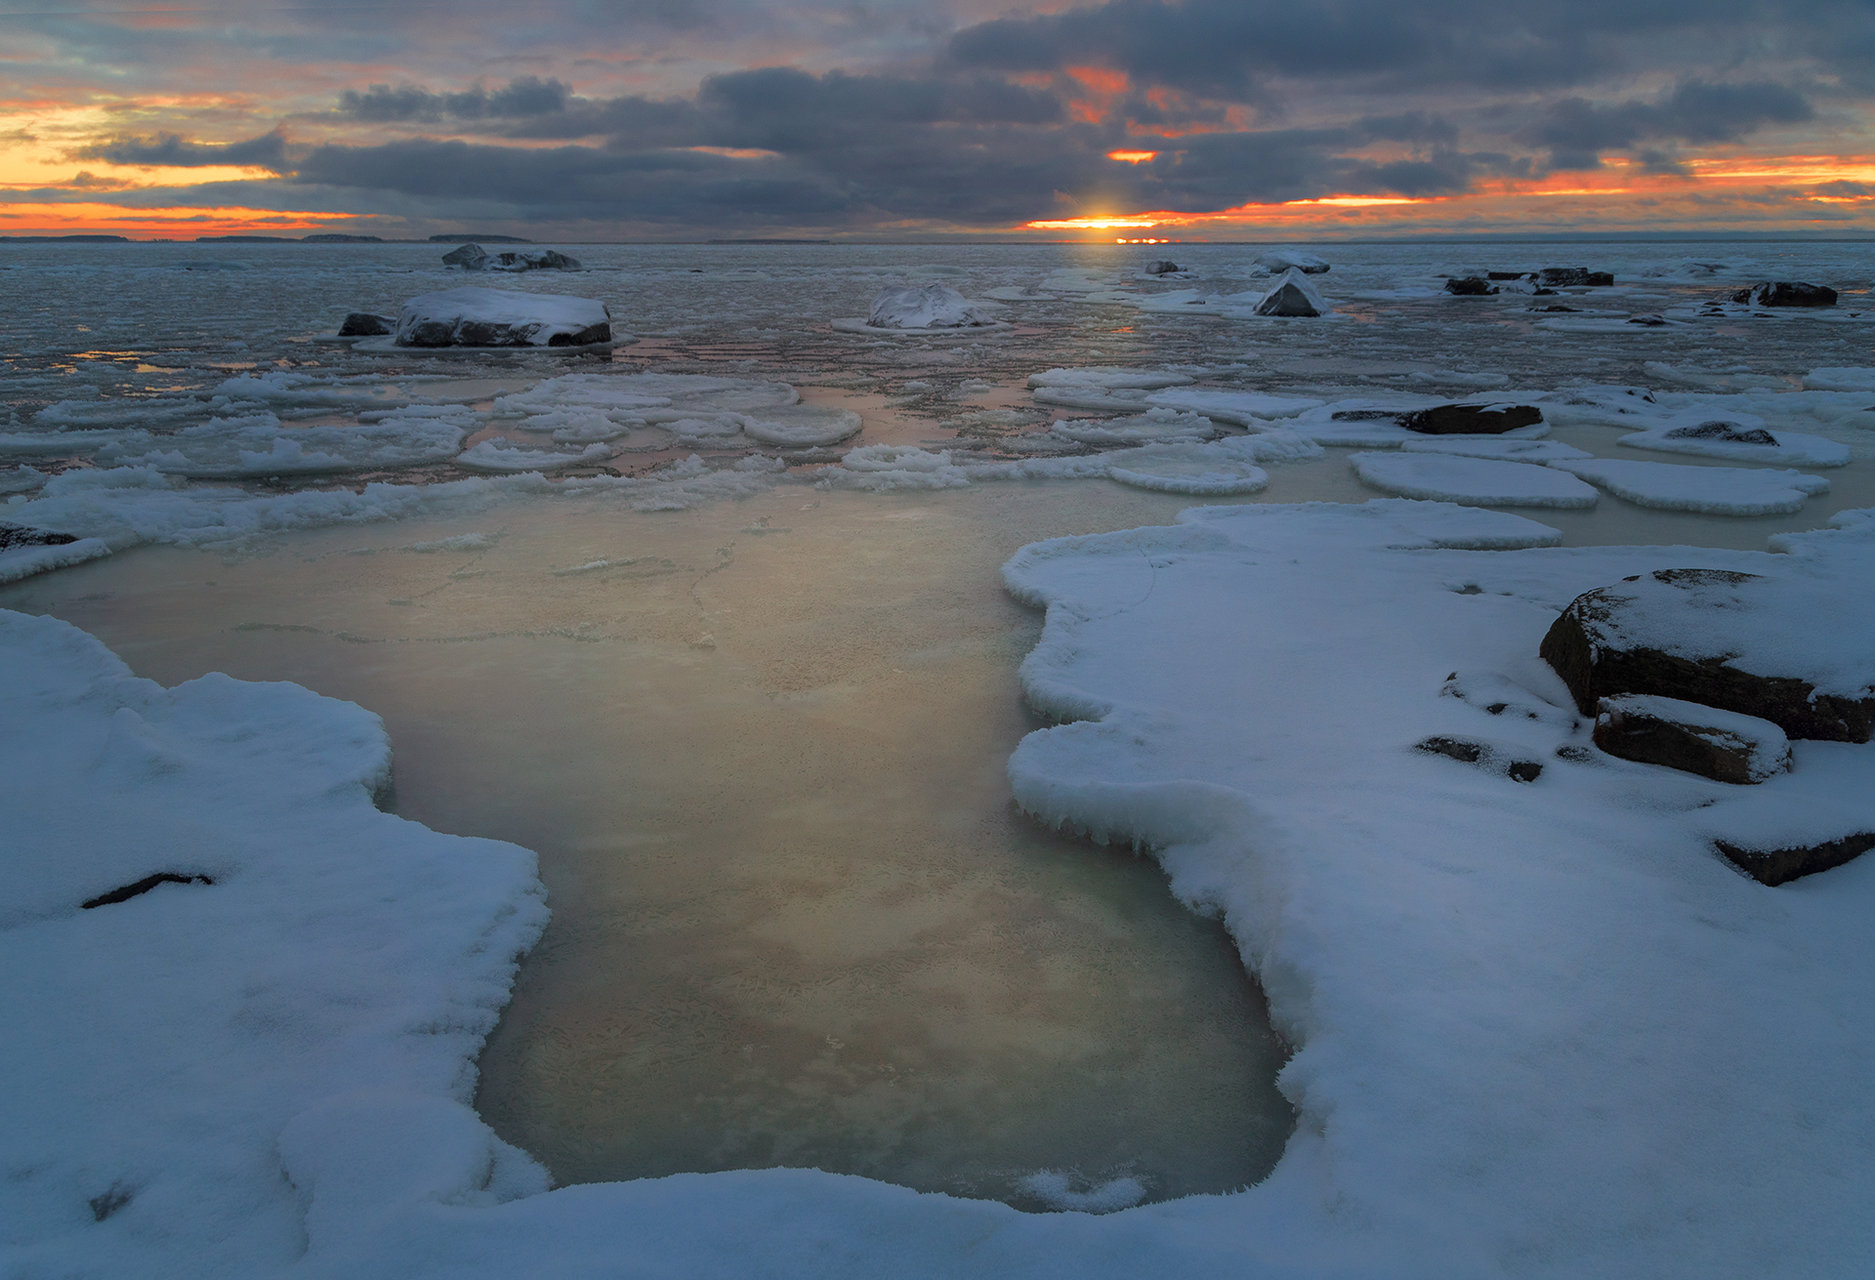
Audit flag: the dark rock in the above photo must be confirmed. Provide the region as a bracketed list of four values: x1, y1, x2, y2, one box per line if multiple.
[1585, 272, 1614, 287]
[1445, 276, 1496, 296]
[0, 522, 77, 551]
[1533, 304, 1579, 313]
[1716, 831, 1875, 886]
[1331, 409, 1402, 421]
[1627, 314, 1668, 327]
[1486, 271, 1532, 281]
[1400, 403, 1543, 435]
[1540, 568, 1875, 742]
[81, 872, 215, 909]
[89, 1184, 134, 1222]
[1537, 267, 1613, 287]
[1665, 420, 1778, 446]
[1414, 735, 1543, 782]
[488, 248, 581, 271]
[337, 311, 395, 337]
[1254, 277, 1323, 317]
[1593, 693, 1790, 784]
[1144, 259, 1182, 275]
[440, 242, 488, 269]
[1730, 281, 1838, 307]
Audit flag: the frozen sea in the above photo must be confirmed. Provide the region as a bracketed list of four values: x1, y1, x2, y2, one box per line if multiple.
[6, 238, 1875, 1277]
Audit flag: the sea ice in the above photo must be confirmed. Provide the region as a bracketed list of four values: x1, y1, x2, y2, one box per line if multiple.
[1551, 458, 1830, 515]
[1616, 416, 1851, 468]
[865, 284, 998, 330]
[454, 439, 615, 473]
[95, 413, 468, 477]
[1253, 249, 1330, 274]
[1051, 409, 1218, 446]
[1399, 438, 1592, 463]
[1026, 368, 1195, 391]
[1143, 388, 1325, 425]
[737, 405, 863, 448]
[1352, 452, 1600, 508]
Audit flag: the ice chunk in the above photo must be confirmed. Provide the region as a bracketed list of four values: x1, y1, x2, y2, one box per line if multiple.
[454, 439, 615, 473]
[1026, 367, 1194, 391]
[1551, 458, 1829, 514]
[1144, 388, 1325, 425]
[1804, 367, 1875, 392]
[1106, 444, 1269, 495]
[394, 288, 612, 348]
[1617, 416, 1850, 468]
[1051, 409, 1218, 445]
[866, 284, 998, 329]
[1352, 452, 1600, 508]
[737, 405, 862, 448]
[96, 413, 468, 477]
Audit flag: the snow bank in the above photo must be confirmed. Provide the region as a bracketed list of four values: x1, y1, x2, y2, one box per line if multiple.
[0, 609, 548, 1275]
[1352, 452, 1600, 508]
[1551, 458, 1830, 515]
[1000, 499, 1875, 1279]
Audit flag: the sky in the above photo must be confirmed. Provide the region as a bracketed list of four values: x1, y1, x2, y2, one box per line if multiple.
[2, 0, 1873, 241]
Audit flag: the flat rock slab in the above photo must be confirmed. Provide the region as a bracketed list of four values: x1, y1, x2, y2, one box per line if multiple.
[1716, 832, 1875, 887]
[1594, 693, 1791, 784]
[1541, 568, 1875, 742]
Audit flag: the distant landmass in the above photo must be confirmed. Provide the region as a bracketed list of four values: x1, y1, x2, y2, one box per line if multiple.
[707, 238, 833, 245]
[429, 233, 532, 244]
[196, 235, 293, 243]
[0, 233, 130, 243]
[303, 233, 385, 243]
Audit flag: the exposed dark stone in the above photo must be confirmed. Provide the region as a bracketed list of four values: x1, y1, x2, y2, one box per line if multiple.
[1665, 420, 1778, 446]
[1593, 695, 1790, 784]
[1144, 259, 1182, 275]
[337, 311, 394, 337]
[1487, 271, 1532, 281]
[1730, 281, 1838, 307]
[1535, 267, 1614, 287]
[1585, 272, 1614, 287]
[488, 248, 581, 271]
[1716, 831, 1875, 886]
[1330, 409, 1402, 421]
[1627, 314, 1668, 327]
[89, 1184, 134, 1222]
[0, 522, 78, 550]
[1533, 304, 1579, 313]
[1413, 735, 1543, 782]
[440, 242, 488, 269]
[1540, 568, 1875, 742]
[545, 323, 611, 347]
[1445, 276, 1495, 296]
[81, 872, 215, 909]
[1400, 403, 1543, 435]
[1254, 278, 1321, 317]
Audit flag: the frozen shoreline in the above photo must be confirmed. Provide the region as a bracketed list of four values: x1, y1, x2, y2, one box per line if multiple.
[8, 493, 1874, 1277]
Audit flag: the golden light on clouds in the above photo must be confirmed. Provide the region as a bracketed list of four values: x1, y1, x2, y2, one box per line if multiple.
[0, 202, 351, 238]
[1106, 150, 1159, 164]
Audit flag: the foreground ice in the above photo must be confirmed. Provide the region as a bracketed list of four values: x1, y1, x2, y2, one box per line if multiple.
[1352, 452, 1600, 508]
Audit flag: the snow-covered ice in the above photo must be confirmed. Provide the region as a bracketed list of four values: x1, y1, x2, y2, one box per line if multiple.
[864, 284, 998, 330]
[1026, 368, 1194, 391]
[95, 413, 468, 477]
[1615, 416, 1851, 468]
[1552, 458, 1831, 515]
[1143, 388, 1325, 425]
[454, 439, 615, 473]
[1352, 452, 1601, 508]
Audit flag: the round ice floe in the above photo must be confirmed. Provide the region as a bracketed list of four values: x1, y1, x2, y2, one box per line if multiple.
[95, 413, 469, 477]
[738, 405, 862, 447]
[1353, 452, 1599, 508]
[1026, 367, 1195, 391]
[1144, 388, 1326, 424]
[661, 415, 749, 446]
[1804, 367, 1875, 392]
[454, 439, 614, 473]
[819, 444, 970, 491]
[1051, 409, 1218, 446]
[667, 381, 799, 413]
[1550, 458, 1830, 515]
[1616, 416, 1850, 468]
[1399, 437, 1593, 462]
[1031, 385, 1155, 412]
[1105, 443, 1270, 495]
[516, 410, 631, 443]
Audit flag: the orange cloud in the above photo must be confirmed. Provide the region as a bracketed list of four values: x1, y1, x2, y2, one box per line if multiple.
[1107, 150, 1159, 164]
[0, 202, 354, 239]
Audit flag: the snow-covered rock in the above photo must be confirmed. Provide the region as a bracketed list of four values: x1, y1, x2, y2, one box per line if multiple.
[1616, 417, 1851, 468]
[1402, 403, 1543, 435]
[1729, 281, 1837, 307]
[865, 284, 997, 330]
[442, 243, 581, 271]
[1254, 249, 1330, 274]
[1593, 693, 1791, 785]
[394, 288, 612, 348]
[1253, 269, 1326, 317]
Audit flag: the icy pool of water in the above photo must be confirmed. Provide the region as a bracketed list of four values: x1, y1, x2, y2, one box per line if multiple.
[2, 479, 1309, 1206]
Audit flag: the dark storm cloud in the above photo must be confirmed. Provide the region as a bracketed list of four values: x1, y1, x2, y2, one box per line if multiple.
[79, 130, 288, 170]
[337, 76, 574, 122]
[1530, 81, 1814, 169]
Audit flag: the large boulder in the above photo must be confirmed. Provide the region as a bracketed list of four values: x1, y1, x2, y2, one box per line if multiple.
[440, 243, 488, 269]
[1664, 420, 1777, 446]
[867, 284, 996, 329]
[1730, 281, 1837, 307]
[1400, 403, 1543, 435]
[0, 522, 77, 551]
[1540, 568, 1875, 742]
[393, 287, 612, 348]
[337, 312, 395, 337]
[442, 243, 581, 271]
[1444, 276, 1495, 296]
[1144, 259, 1183, 275]
[1593, 693, 1791, 784]
[1538, 267, 1614, 287]
[1253, 269, 1326, 317]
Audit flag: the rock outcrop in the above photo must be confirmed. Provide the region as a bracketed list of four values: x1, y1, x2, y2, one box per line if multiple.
[1730, 281, 1837, 307]
[1593, 693, 1791, 784]
[393, 287, 612, 348]
[1253, 269, 1326, 317]
[1541, 568, 1875, 742]
[1716, 832, 1875, 887]
[1400, 403, 1543, 434]
[337, 312, 395, 337]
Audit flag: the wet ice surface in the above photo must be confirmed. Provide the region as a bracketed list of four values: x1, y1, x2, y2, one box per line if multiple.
[8, 238, 1875, 1213]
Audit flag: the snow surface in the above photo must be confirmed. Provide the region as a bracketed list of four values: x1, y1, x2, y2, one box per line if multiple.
[1551, 458, 1831, 515]
[453, 439, 614, 473]
[1352, 452, 1600, 508]
[1616, 417, 1851, 468]
[392, 288, 611, 348]
[1398, 438, 1592, 463]
[865, 284, 998, 330]
[95, 413, 468, 477]
[1143, 388, 1325, 425]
